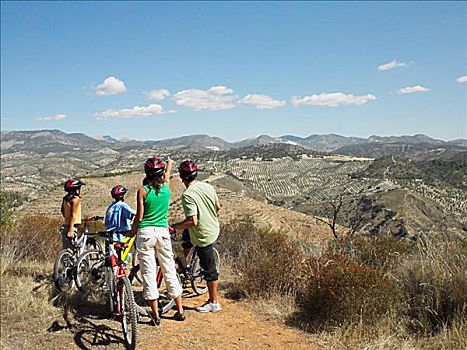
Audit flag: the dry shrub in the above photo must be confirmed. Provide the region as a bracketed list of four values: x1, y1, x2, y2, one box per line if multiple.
[328, 234, 413, 273]
[220, 221, 311, 297]
[298, 253, 403, 330]
[398, 237, 467, 336]
[0, 215, 62, 275]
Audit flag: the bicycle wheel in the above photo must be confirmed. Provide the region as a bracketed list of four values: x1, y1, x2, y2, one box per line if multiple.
[75, 249, 106, 293]
[105, 266, 115, 315]
[53, 249, 75, 291]
[119, 276, 137, 350]
[190, 247, 221, 295]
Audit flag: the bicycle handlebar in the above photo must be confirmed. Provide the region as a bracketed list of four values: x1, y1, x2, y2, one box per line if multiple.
[83, 215, 105, 222]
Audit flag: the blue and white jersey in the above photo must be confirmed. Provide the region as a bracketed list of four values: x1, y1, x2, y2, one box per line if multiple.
[105, 201, 135, 242]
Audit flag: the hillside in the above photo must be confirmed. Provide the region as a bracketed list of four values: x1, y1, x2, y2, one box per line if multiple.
[19, 172, 331, 240]
[3, 129, 465, 155]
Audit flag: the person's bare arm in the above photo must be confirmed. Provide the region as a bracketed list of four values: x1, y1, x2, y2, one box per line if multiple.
[172, 215, 197, 231]
[67, 197, 79, 238]
[215, 200, 221, 213]
[128, 187, 146, 237]
[163, 157, 174, 184]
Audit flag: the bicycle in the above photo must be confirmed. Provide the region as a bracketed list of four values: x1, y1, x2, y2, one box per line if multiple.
[75, 230, 138, 350]
[52, 216, 104, 291]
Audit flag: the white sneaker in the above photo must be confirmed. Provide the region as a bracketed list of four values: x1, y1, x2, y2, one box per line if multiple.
[196, 301, 222, 313]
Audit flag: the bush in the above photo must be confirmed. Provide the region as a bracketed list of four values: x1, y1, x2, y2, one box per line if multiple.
[220, 221, 310, 297]
[1, 215, 62, 274]
[298, 253, 403, 330]
[328, 234, 414, 273]
[398, 237, 467, 335]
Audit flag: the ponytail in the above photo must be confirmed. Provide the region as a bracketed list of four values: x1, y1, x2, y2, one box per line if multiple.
[144, 173, 164, 195]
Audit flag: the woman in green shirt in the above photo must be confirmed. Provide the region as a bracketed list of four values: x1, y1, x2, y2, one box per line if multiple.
[129, 156, 185, 323]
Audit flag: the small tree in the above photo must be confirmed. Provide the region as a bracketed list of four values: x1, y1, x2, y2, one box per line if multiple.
[315, 191, 365, 239]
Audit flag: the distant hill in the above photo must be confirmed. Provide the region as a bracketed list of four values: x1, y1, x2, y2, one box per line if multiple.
[336, 142, 467, 161]
[1, 129, 111, 154]
[280, 134, 366, 152]
[2, 129, 465, 160]
[352, 156, 467, 190]
[144, 134, 231, 151]
[219, 143, 320, 160]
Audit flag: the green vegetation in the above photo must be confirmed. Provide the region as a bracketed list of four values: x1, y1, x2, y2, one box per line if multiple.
[0, 191, 27, 225]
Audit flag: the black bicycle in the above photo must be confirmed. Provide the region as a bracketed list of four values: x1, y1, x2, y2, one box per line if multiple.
[52, 216, 103, 291]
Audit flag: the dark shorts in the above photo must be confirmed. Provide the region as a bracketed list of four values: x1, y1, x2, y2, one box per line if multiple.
[196, 243, 218, 282]
[181, 229, 193, 250]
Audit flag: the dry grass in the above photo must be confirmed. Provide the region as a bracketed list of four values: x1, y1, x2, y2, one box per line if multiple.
[220, 221, 467, 349]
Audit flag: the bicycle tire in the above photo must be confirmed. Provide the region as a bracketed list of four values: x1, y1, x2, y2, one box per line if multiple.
[105, 266, 115, 315]
[190, 247, 221, 295]
[75, 249, 106, 293]
[53, 249, 75, 292]
[119, 276, 137, 350]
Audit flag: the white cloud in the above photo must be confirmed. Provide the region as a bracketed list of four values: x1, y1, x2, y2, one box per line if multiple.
[37, 114, 67, 122]
[94, 104, 171, 119]
[291, 92, 376, 107]
[95, 76, 127, 96]
[378, 60, 407, 71]
[144, 89, 170, 101]
[456, 75, 467, 83]
[396, 85, 431, 95]
[207, 86, 234, 95]
[240, 94, 286, 109]
[173, 85, 238, 111]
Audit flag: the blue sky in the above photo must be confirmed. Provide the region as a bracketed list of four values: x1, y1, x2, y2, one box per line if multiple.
[1, 1, 466, 141]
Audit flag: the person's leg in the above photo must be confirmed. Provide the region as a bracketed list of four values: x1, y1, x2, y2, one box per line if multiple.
[207, 280, 218, 304]
[155, 227, 184, 316]
[136, 228, 160, 318]
[196, 244, 221, 312]
[59, 225, 73, 250]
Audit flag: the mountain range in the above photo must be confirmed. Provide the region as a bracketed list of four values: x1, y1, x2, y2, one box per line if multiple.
[1, 129, 466, 160]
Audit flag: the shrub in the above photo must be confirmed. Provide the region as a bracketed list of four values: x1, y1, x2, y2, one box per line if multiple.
[298, 253, 403, 330]
[1, 214, 62, 274]
[220, 221, 311, 297]
[328, 234, 414, 273]
[398, 237, 467, 335]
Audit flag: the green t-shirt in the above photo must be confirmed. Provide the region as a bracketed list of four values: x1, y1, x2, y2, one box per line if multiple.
[139, 183, 170, 228]
[182, 181, 220, 247]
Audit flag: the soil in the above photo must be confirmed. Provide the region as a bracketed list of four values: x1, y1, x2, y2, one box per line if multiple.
[36, 288, 322, 350]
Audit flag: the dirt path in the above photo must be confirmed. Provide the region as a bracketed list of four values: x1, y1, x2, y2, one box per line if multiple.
[42, 288, 322, 350]
[136, 293, 320, 350]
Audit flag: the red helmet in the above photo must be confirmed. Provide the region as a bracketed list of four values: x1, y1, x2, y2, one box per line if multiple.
[64, 178, 85, 192]
[144, 157, 165, 176]
[178, 160, 198, 180]
[111, 185, 127, 199]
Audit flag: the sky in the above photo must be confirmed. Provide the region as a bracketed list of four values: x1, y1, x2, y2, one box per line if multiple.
[1, 1, 466, 142]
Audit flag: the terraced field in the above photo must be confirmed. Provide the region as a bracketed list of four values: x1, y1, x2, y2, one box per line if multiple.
[208, 157, 398, 203]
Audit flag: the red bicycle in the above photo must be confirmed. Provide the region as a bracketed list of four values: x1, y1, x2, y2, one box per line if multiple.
[76, 231, 138, 350]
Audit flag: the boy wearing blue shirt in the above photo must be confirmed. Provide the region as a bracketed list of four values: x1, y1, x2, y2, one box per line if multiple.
[105, 185, 135, 241]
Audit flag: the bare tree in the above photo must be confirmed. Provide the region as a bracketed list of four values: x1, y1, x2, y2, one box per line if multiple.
[315, 192, 344, 239]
